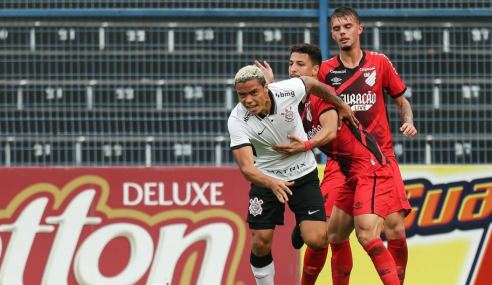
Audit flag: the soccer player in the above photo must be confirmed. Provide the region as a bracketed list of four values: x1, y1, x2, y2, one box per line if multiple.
[255, 44, 349, 285]
[320, 7, 416, 285]
[272, 72, 402, 285]
[228, 65, 357, 285]
[258, 40, 410, 284]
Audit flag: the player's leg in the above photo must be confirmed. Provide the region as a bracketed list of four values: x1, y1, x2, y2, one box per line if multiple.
[250, 228, 276, 285]
[301, 217, 329, 285]
[247, 184, 286, 285]
[385, 210, 408, 285]
[328, 184, 356, 285]
[287, 169, 327, 250]
[352, 168, 400, 285]
[383, 156, 412, 285]
[300, 161, 345, 285]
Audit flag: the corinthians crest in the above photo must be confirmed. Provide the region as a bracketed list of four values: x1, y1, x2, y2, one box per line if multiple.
[281, 106, 295, 123]
[249, 197, 264, 216]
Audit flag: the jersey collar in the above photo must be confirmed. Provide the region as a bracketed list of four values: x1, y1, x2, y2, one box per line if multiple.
[336, 50, 366, 69]
[267, 90, 277, 115]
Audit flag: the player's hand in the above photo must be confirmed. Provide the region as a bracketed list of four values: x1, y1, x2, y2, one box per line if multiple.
[267, 178, 294, 203]
[337, 102, 359, 130]
[254, 60, 275, 84]
[400, 123, 417, 137]
[272, 135, 306, 159]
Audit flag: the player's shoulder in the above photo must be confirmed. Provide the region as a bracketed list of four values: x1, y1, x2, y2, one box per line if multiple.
[228, 103, 249, 124]
[270, 77, 303, 91]
[365, 50, 393, 63]
[321, 55, 339, 68]
[269, 77, 306, 99]
[308, 94, 335, 109]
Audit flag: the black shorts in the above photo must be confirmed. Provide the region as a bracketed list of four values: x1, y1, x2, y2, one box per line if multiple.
[247, 168, 326, 230]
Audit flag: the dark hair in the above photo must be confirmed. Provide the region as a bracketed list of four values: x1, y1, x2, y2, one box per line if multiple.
[290, 43, 322, 66]
[330, 7, 360, 26]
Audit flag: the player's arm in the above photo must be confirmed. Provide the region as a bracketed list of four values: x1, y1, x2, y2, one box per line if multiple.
[232, 146, 294, 203]
[273, 109, 338, 157]
[381, 54, 417, 137]
[299, 76, 359, 129]
[393, 95, 417, 137]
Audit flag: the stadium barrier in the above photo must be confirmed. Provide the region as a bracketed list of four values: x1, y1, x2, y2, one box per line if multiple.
[1, 165, 492, 284]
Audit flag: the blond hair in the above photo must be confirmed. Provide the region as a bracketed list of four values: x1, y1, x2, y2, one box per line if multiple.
[234, 65, 266, 86]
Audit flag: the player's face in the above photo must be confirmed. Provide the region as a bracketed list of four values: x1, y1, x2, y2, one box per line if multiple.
[236, 79, 270, 115]
[289, 52, 319, 79]
[331, 16, 363, 51]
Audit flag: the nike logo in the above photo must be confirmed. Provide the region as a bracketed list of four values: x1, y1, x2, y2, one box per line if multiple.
[308, 209, 320, 215]
[254, 274, 268, 279]
[258, 126, 266, 135]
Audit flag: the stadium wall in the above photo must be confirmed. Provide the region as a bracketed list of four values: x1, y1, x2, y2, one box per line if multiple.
[1, 165, 492, 285]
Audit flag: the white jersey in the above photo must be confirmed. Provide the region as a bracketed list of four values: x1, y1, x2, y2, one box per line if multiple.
[228, 77, 317, 180]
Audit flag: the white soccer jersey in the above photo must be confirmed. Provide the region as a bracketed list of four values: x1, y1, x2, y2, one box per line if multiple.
[228, 77, 317, 180]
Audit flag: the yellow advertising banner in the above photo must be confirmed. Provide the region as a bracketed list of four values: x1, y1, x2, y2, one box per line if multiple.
[301, 165, 492, 285]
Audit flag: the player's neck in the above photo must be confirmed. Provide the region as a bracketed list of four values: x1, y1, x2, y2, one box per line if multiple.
[261, 101, 272, 115]
[339, 48, 363, 69]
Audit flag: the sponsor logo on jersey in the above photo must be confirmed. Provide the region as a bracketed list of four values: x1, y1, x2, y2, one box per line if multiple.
[331, 77, 342, 85]
[266, 162, 309, 177]
[275, 91, 295, 98]
[339, 91, 377, 111]
[330, 69, 347, 74]
[360, 66, 376, 72]
[307, 125, 322, 139]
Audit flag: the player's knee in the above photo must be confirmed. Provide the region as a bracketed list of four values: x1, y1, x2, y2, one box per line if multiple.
[303, 231, 326, 250]
[328, 229, 349, 243]
[384, 212, 406, 239]
[251, 232, 272, 254]
[385, 221, 406, 239]
[355, 230, 377, 246]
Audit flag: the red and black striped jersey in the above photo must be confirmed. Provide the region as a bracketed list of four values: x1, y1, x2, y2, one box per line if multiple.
[301, 94, 388, 178]
[318, 51, 406, 157]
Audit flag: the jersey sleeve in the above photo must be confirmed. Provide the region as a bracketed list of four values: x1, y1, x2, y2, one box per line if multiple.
[288, 77, 308, 104]
[313, 96, 337, 119]
[318, 62, 329, 84]
[228, 116, 251, 150]
[380, 54, 407, 98]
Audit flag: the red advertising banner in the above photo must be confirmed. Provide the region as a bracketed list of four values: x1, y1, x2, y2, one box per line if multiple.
[0, 167, 299, 285]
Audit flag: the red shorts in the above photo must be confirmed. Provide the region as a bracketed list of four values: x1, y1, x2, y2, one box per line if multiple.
[386, 156, 412, 216]
[321, 159, 347, 217]
[334, 164, 394, 218]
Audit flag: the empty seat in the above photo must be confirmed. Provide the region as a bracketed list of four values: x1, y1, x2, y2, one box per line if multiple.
[152, 139, 230, 165]
[3, 140, 74, 166]
[81, 140, 147, 165]
[392, 138, 428, 164]
[1, 109, 231, 136]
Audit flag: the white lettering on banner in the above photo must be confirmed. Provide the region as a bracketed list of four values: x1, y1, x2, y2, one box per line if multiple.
[145, 182, 159, 205]
[0, 189, 237, 285]
[43, 190, 102, 285]
[74, 224, 154, 285]
[123, 182, 225, 206]
[0, 198, 55, 285]
[124, 182, 144, 206]
[147, 223, 233, 285]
